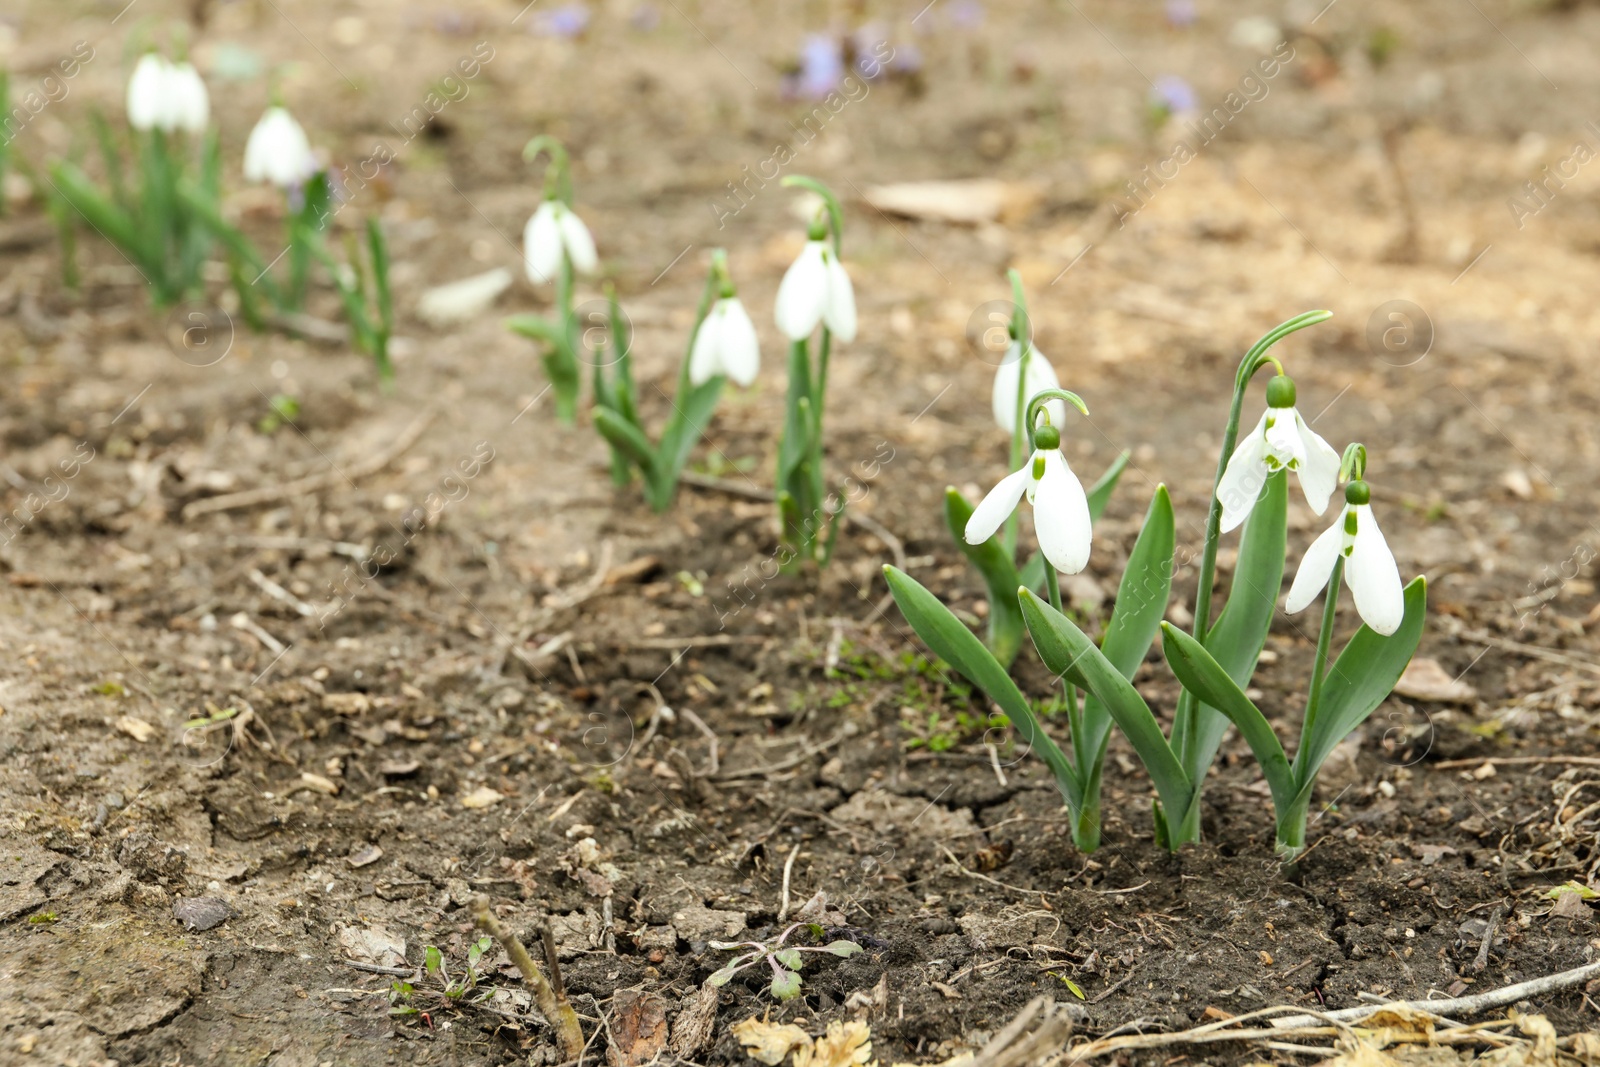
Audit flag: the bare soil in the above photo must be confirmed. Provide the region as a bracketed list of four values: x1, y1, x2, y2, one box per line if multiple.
[5, 1, 1600, 1064]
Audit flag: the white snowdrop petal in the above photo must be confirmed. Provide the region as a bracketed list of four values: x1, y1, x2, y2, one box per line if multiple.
[557, 208, 599, 274]
[127, 54, 169, 132]
[775, 242, 828, 341]
[1292, 411, 1341, 516]
[822, 251, 857, 341]
[524, 203, 562, 285]
[965, 467, 1031, 545]
[990, 347, 1024, 432]
[168, 63, 210, 133]
[688, 308, 724, 386]
[1032, 452, 1093, 575]
[1285, 511, 1346, 615]
[245, 108, 316, 188]
[1346, 505, 1405, 635]
[717, 298, 761, 386]
[1216, 412, 1271, 534]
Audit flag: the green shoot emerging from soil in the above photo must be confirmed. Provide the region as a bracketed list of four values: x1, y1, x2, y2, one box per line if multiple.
[706, 924, 863, 1001]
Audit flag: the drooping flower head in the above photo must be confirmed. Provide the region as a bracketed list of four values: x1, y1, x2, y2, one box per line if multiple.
[244, 106, 319, 189]
[965, 398, 1092, 575]
[126, 52, 210, 134]
[1285, 476, 1405, 635]
[1216, 374, 1340, 533]
[775, 216, 856, 342]
[524, 198, 599, 284]
[689, 265, 760, 387]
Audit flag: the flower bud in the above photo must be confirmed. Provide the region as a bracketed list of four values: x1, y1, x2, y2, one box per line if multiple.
[1034, 424, 1061, 451]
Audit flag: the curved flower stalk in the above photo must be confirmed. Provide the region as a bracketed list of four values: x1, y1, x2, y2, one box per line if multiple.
[889, 386, 1172, 852]
[589, 250, 741, 511]
[507, 136, 595, 422]
[945, 273, 1128, 668]
[773, 175, 853, 571]
[1163, 444, 1426, 860]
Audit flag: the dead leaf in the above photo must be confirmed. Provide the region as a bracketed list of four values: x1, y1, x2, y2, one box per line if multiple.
[731, 1018, 812, 1066]
[115, 716, 156, 742]
[607, 989, 669, 1067]
[347, 844, 384, 868]
[1394, 658, 1476, 703]
[337, 924, 406, 968]
[300, 772, 340, 796]
[795, 1021, 872, 1067]
[670, 986, 719, 1058]
[1549, 888, 1591, 919]
[860, 180, 1041, 225]
[461, 786, 505, 809]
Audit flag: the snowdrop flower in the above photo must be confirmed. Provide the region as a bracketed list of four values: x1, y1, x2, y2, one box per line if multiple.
[689, 293, 760, 386]
[524, 199, 599, 284]
[165, 62, 210, 133]
[1216, 375, 1339, 533]
[127, 54, 211, 134]
[774, 224, 856, 342]
[1285, 480, 1404, 635]
[126, 54, 172, 132]
[964, 422, 1092, 574]
[244, 107, 319, 188]
[991, 342, 1065, 434]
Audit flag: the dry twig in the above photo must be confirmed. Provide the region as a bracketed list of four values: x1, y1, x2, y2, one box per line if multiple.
[471, 895, 584, 1058]
[183, 409, 435, 519]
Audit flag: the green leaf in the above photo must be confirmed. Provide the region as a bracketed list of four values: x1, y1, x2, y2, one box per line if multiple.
[823, 940, 863, 958]
[770, 968, 803, 1000]
[506, 314, 564, 346]
[593, 408, 659, 481]
[1173, 469, 1288, 787]
[944, 488, 1025, 667]
[1018, 588, 1192, 822]
[1159, 622, 1295, 812]
[1074, 486, 1176, 782]
[773, 947, 803, 970]
[1294, 577, 1428, 789]
[424, 945, 442, 975]
[883, 566, 1081, 808]
[1085, 452, 1130, 523]
[658, 377, 724, 494]
[706, 963, 739, 987]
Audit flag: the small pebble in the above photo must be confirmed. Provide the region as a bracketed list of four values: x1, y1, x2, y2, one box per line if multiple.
[173, 896, 232, 932]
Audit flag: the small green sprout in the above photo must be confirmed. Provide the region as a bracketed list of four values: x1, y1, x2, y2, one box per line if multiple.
[705, 924, 863, 1001]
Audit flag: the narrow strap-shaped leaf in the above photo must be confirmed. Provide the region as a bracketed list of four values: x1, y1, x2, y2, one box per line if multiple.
[1160, 623, 1295, 811]
[1019, 588, 1192, 820]
[1076, 486, 1175, 773]
[1173, 469, 1287, 776]
[659, 377, 724, 485]
[884, 566, 1082, 809]
[1085, 451, 1130, 523]
[506, 314, 564, 346]
[944, 488, 1025, 667]
[1295, 576, 1428, 784]
[592, 408, 658, 480]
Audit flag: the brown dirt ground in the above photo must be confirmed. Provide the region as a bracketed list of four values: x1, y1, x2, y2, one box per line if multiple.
[6, 1, 1600, 1064]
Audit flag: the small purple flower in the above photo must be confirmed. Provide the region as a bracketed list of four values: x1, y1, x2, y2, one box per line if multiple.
[796, 34, 843, 99]
[1165, 0, 1196, 28]
[948, 0, 984, 29]
[533, 3, 589, 38]
[1151, 74, 1196, 115]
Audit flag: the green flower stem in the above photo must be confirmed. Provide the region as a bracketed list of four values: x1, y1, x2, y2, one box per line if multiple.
[1297, 556, 1344, 773]
[553, 251, 578, 422]
[522, 136, 573, 204]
